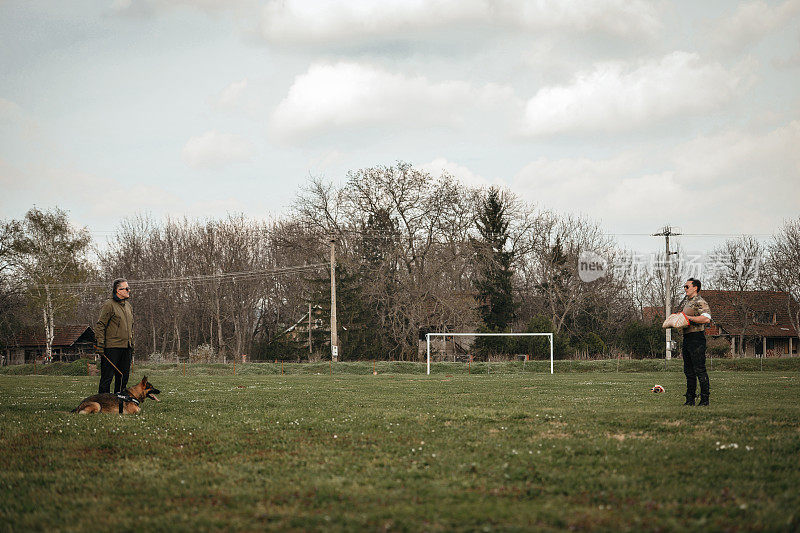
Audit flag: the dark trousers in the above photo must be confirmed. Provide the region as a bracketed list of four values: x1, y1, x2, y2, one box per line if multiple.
[98, 347, 132, 394]
[683, 332, 710, 398]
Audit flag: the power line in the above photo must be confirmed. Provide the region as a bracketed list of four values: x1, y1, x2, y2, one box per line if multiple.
[609, 232, 772, 237]
[39, 263, 329, 291]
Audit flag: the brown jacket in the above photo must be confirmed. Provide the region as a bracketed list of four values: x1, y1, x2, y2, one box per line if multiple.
[96, 298, 134, 349]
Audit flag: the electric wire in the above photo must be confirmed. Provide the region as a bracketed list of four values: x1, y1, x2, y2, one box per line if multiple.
[38, 263, 328, 291]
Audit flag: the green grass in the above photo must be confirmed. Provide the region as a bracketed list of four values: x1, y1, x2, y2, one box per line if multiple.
[3, 356, 799, 376]
[1, 366, 799, 531]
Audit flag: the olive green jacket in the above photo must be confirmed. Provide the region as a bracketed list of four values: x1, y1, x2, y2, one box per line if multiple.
[96, 298, 134, 349]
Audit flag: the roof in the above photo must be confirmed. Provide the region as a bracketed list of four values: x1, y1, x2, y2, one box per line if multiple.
[13, 325, 96, 348]
[642, 306, 662, 323]
[699, 290, 799, 338]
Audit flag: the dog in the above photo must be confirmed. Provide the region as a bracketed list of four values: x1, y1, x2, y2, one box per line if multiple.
[72, 375, 161, 414]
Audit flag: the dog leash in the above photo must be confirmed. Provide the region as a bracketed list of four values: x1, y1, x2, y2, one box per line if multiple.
[98, 349, 124, 376]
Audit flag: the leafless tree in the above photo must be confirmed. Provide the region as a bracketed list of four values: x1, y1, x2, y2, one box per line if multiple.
[764, 217, 800, 338]
[520, 214, 622, 334]
[707, 236, 765, 354]
[293, 162, 480, 359]
[709, 236, 764, 291]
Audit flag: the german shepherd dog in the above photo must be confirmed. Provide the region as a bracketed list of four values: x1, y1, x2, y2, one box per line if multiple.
[72, 375, 161, 414]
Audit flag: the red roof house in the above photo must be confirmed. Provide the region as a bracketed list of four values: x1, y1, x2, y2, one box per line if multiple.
[699, 290, 799, 357]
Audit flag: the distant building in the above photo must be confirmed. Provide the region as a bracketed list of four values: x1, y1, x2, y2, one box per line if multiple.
[2, 325, 96, 365]
[284, 305, 328, 347]
[643, 292, 799, 357]
[701, 290, 798, 357]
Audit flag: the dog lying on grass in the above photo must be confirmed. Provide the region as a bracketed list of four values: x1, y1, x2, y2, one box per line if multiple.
[72, 376, 161, 414]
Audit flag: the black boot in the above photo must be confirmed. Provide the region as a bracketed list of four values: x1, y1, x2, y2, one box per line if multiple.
[698, 395, 709, 406]
[683, 394, 695, 406]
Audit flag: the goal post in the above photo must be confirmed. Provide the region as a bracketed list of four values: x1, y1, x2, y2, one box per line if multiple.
[425, 332, 554, 375]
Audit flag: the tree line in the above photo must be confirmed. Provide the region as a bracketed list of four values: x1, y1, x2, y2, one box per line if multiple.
[1, 162, 798, 362]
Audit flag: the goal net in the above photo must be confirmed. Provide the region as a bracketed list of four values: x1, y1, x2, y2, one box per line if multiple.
[425, 332, 554, 375]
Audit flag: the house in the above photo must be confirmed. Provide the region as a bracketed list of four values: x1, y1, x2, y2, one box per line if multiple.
[2, 325, 97, 365]
[697, 290, 798, 357]
[641, 291, 799, 357]
[283, 305, 329, 348]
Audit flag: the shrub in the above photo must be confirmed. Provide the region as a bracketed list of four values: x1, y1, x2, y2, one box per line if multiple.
[707, 337, 733, 358]
[621, 320, 663, 359]
[190, 343, 217, 364]
[515, 315, 570, 360]
[147, 352, 175, 364]
[585, 332, 606, 356]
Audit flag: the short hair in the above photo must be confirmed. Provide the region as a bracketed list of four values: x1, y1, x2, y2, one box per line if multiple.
[686, 278, 701, 291]
[112, 278, 128, 294]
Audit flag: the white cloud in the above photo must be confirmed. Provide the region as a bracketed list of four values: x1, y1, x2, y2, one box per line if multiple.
[270, 61, 513, 140]
[0, 157, 182, 221]
[215, 79, 249, 109]
[522, 52, 746, 136]
[212, 79, 269, 116]
[258, 0, 661, 46]
[713, 0, 800, 52]
[513, 153, 642, 215]
[666, 122, 800, 232]
[182, 130, 254, 169]
[416, 158, 495, 189]
[512, 121, 800, 234]
[111, 0, 253, 16]
[670, 120, 800, 191]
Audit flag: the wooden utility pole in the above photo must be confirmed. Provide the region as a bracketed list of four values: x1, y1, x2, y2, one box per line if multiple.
[653, 225, 680, 360]
[330, 236, 339, 362]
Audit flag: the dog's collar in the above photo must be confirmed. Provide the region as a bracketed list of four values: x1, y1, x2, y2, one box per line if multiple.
[116, 392, 140, 406]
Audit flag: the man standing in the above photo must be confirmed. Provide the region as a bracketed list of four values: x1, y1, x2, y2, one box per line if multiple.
[96, 278, 134, 394]
[681, 278, 712, 406]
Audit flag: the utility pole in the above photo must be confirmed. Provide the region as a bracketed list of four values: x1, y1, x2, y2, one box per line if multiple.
[653, 225, 680, 359]
[330, 235, 339, 362]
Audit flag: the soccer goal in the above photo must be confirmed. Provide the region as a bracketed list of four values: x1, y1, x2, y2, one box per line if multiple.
[425, 332, 554, 375]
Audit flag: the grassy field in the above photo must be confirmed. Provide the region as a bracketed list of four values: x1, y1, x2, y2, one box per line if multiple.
[1, 364, 799, 531]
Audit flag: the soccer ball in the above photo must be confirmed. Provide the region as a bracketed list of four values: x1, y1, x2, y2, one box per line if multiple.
[651, 384, 665, 393]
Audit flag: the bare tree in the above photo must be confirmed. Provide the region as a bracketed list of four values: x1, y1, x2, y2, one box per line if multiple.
[707, 236, 765, 354]
[293, 162, 480, 359]
[709, 236, 763, 291]
[526, 214, 620, 334]
[764, 218, 800, 338]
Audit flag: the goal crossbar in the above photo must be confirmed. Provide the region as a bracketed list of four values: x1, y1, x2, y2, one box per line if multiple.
[425, 333, 554, 375]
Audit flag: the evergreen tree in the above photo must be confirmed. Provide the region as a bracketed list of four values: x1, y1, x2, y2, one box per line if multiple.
[354, 209, 400, 359]
[473, 187, 515, 354]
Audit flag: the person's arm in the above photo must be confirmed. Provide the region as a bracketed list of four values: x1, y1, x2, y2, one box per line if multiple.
[129, 303, 134, 351]
[687, 300, 711, 324]
[687, 314, 711, 324]
[95, 301, 112, 350]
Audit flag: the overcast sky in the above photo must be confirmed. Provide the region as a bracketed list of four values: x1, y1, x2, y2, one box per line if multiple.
[1, 0, 798, 256]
